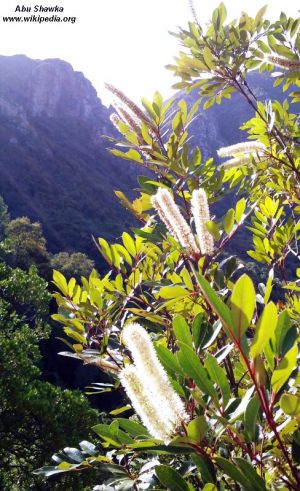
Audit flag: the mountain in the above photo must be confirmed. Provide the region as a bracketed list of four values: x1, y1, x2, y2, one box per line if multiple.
[0, 54, 139, 261]
[0, 55, 295, 263]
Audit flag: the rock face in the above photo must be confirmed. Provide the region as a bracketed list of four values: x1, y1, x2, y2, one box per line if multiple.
[0, 55, 109, 131]
[0, 55, 138, 261]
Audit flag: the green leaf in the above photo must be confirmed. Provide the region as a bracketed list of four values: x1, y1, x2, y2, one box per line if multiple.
[155, 465, 191, 491]
[244, 395, 260, 441]
[192, 455, 216, 484]
[116, 418, 150, 437]
[173, 315, 193, 348]
[122, 232, 136, 256]
[250, 302, 277, 358]
[98, 238, 112, 264]
[155, 344, 183, 374]
[205, 220, 221, 241]
[92, 424, 121, 447]
[193, 272, 233, 338]
[254, 5, 267, 27]
[229, 387, 255, 421]
[187, 416, 208, 442]
[159, 285, 188, 299]
[234, 458, 267, 490]
[215, 457, 253, 490]
[218, 2, 227, 24]
[203, 485, 218, 491]
[111, 148, 143, 163]
[271, 344, 298, 394]
[205, 355, 230, 407]
[235, 198, 246, 224]
[33, 465, 74, 477]
[109, 405, 131, 415]
[142, 97, 158, 120]
[264, 268, 274, 304]
[177, 344, 219, 404]
[53, 270, 69, 296]
[130, 442, 193, 454]
[274, 310, 292, 356]
[230, 274, 256, 340]
[203, 47, 214, 69]
[223, 209, 235, 234]
[280, 394, 300, 417]
[192, 313, 204, 349]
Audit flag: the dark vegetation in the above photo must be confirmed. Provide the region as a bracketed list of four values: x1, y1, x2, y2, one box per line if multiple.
[0, 200, 116, 489]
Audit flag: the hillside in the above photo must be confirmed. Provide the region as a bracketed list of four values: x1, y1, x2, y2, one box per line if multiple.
[0, 55, 139, 260]
[0, 55, 293, 261]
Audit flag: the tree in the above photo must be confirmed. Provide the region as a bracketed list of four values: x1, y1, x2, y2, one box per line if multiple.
[37, 5, 300, 490]
[50, 251, 95, 281]
[4, 216, 50, 272]
[0, 262, 99, 490]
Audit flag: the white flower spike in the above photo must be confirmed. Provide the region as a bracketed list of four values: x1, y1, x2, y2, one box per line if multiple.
[151, 188, 200, 258]
[191, 188, 214, 255]
[120, 323, 189, 442]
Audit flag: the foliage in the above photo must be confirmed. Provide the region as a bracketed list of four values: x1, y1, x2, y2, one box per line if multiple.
[38, 4, 300, 490]
[0, 262, 99, 490]
[4, 216, 50, 272]
[50, 251, 95, 281]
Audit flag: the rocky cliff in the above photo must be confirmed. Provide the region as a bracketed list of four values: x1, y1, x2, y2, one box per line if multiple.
[0, 55, 138, 260]
[0, 55, 110, 131]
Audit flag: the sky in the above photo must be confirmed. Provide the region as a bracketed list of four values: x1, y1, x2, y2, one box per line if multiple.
[0, 0, 299, 106]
